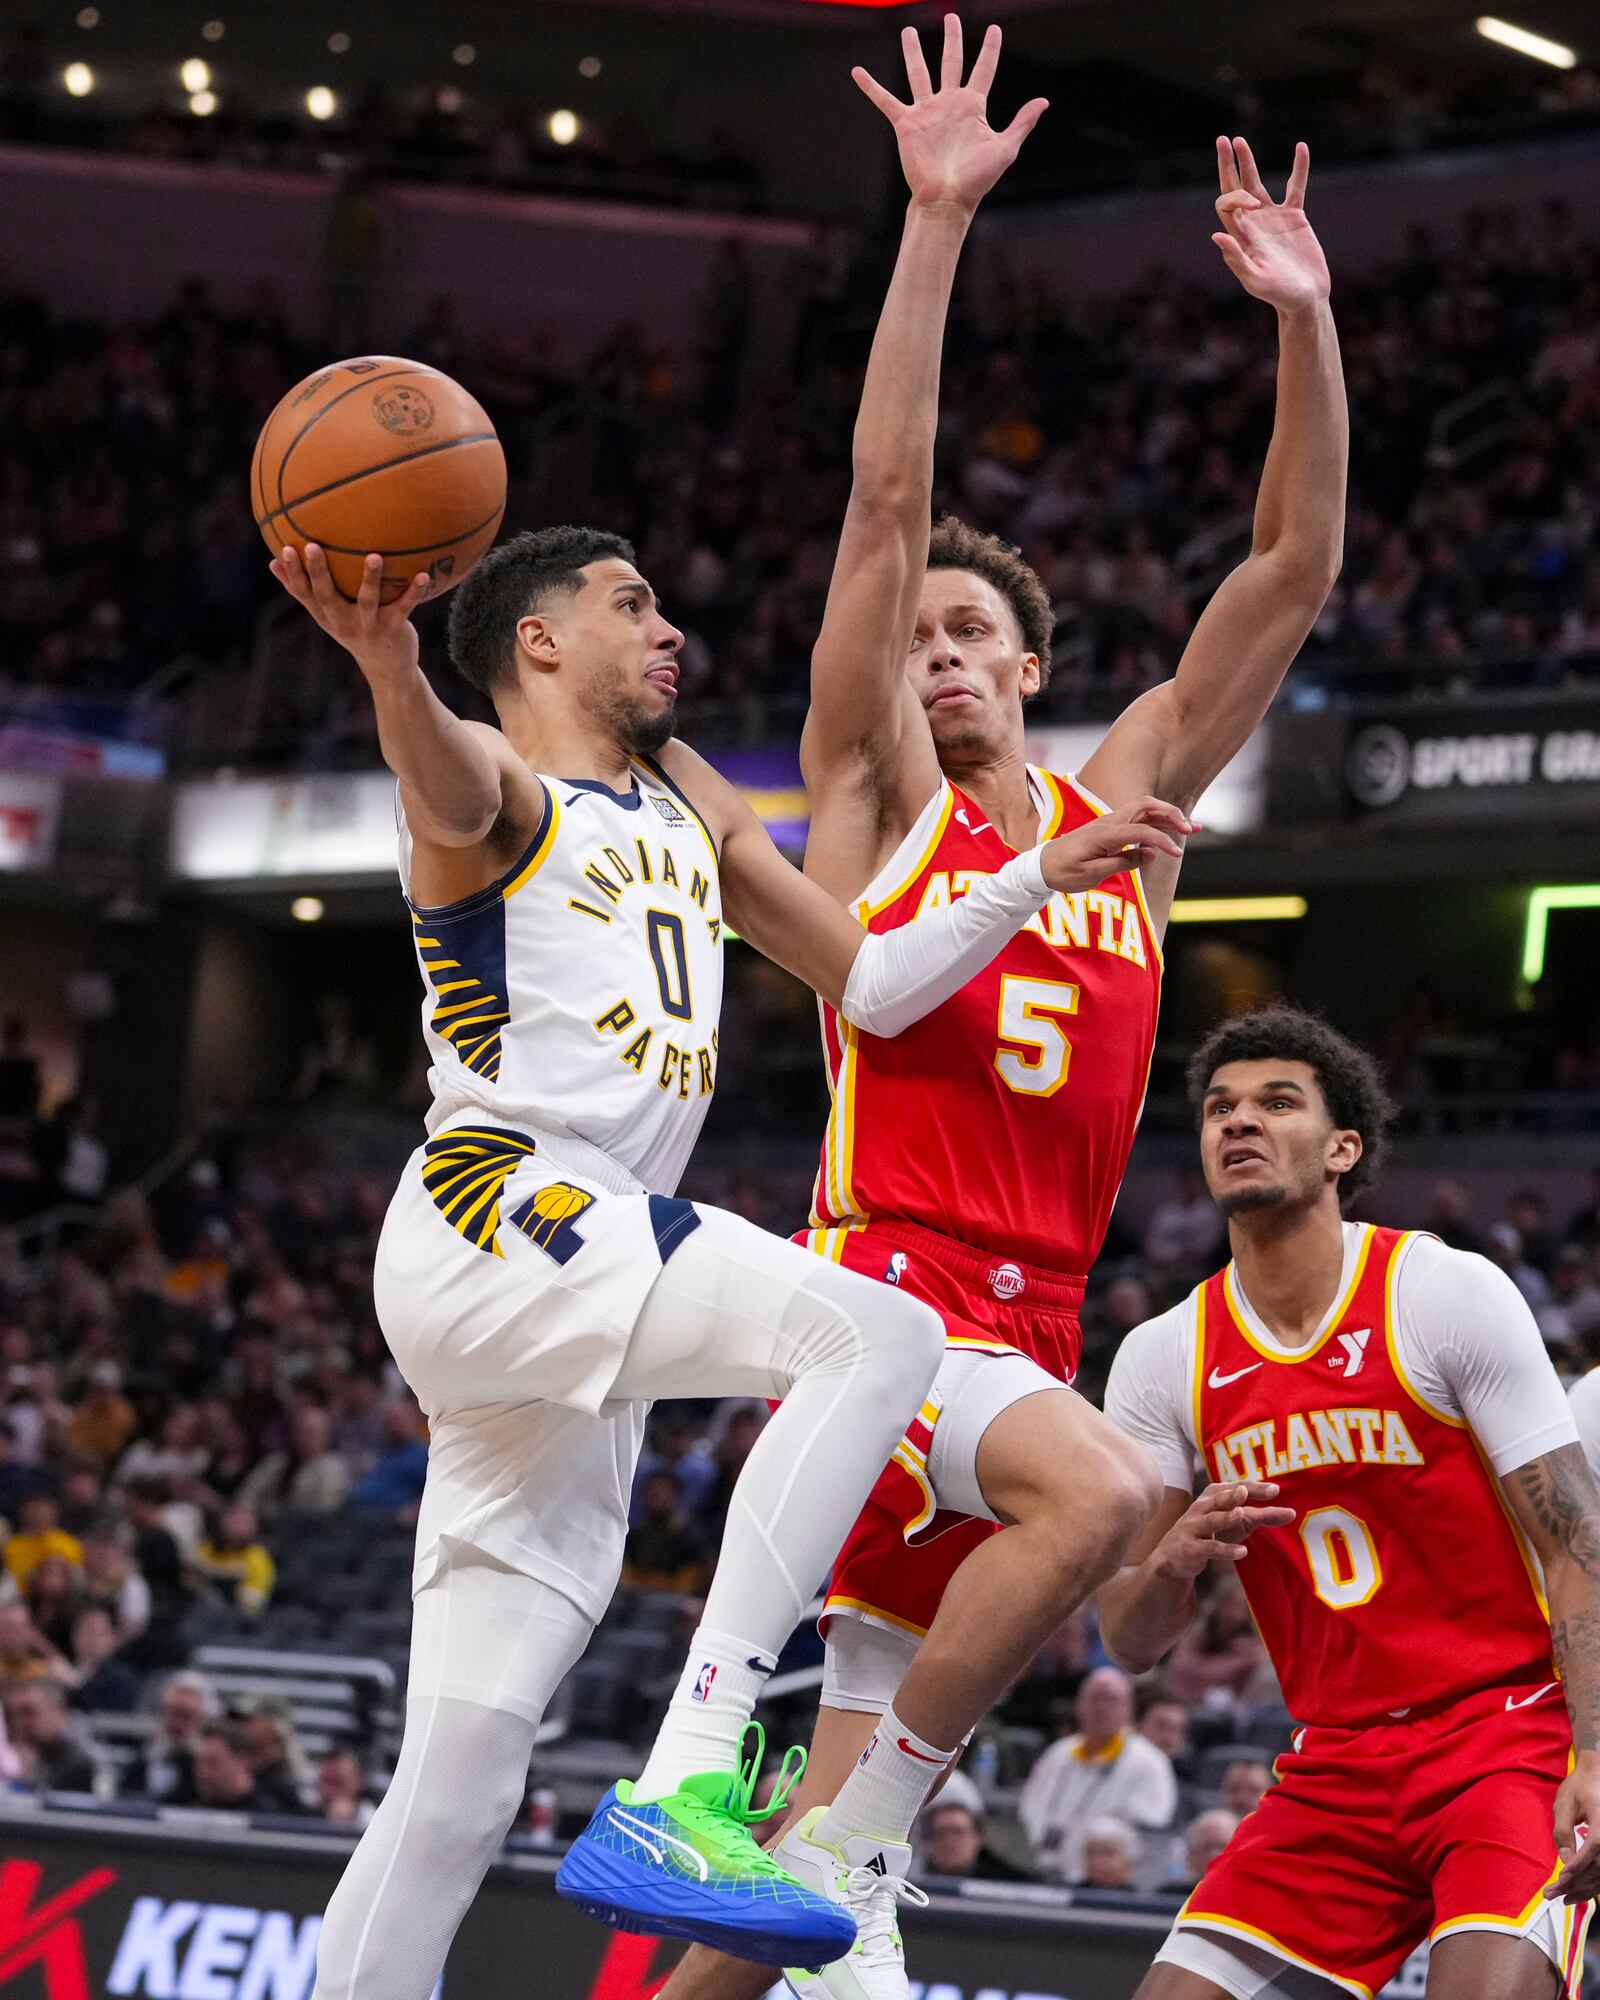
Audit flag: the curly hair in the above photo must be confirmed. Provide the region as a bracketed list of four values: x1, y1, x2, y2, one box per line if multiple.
[1185, 1006, 1395, 1203]
[446, 525, 635, 695]
[926, 515, 1055, 687]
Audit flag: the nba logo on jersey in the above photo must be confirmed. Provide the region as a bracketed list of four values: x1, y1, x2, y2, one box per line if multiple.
[691, 1662, 717, 1703]
[988, 1261, 1026, 1300]
[884, 1252, 908, 1286]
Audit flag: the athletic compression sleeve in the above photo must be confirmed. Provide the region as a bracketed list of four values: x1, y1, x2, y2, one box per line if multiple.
[838, 846, 1051, 1038]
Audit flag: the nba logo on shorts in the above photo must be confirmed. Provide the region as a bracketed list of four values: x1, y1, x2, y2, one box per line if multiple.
[988, 1261, 1026, 1300]
[691, 1662, 717, 1703]
[885, 1252, 908, 1286]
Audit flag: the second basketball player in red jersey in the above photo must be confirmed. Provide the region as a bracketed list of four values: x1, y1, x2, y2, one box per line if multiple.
[661, 20, 1347, 2000]
[1103, 1008, 1600, 2000]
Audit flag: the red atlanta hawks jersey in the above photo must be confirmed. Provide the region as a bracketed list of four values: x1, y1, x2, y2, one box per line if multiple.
[810, 768, 1163, 1276]
[1194, 1224, 1555, 1727]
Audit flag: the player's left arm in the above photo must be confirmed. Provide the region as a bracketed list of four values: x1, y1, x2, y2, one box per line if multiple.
[1503, 1446, 1600, 1903]
[1078, 137, 1346, 930]
[655, 740, 1187, 1028]
[1408, 1237, 1600, 1902]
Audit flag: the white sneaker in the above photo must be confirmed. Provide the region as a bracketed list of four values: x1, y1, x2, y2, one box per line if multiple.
[776, 1809, 929, 2000]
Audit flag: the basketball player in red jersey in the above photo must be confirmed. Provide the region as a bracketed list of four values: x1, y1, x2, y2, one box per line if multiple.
[661, 20, 1346, 2000]
[1103, 1007, 1600, 2000]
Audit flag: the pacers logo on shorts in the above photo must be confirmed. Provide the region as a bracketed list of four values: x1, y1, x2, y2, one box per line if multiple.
[421, 1126, 540, 1255]
[509, 1180, 596, 1266]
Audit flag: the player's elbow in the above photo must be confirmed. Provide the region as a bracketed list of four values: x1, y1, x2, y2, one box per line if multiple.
[1252, 537, 1342, 613]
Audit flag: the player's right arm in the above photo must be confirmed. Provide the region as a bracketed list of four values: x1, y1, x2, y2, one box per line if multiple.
[1097, 1310, 1293, 1672]
[270, 542, 544, 884]
[802, 18, 1046, 899]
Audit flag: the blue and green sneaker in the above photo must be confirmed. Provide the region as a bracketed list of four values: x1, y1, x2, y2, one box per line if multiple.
[556, 1728, 855, 1967]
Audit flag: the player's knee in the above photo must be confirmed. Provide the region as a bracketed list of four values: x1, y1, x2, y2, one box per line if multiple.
[1090, 1431, 1163, 1554]
[864, 1286, 944, 1397]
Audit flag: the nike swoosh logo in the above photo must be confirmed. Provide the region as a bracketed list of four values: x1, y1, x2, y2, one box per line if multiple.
[897, 1736, 946, 1765]
[1506, 1682, 1562, 1711]
[1208, 1363, 1263, 1388]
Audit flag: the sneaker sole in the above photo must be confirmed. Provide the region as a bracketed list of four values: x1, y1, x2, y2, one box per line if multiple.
[557, 1847, 854, 1968]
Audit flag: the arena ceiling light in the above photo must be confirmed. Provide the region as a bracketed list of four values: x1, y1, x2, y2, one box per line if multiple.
[75, 7, 99, 27]
[548, 108, 580, 145]
[306, 85, 337, 120]
[1475, 16, 1577, 67]
[188, 89, 217, 116]
[291, 896, 325, 923]
[180, 58, 211, 93]
[202, 21, 226, 42]
[1167, 896, 1307, 924]
[1521, 884, 1600, 983]
[62, 62, 95, 96]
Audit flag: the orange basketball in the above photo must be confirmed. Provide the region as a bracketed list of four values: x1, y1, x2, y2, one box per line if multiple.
[250, 356, 506, 603]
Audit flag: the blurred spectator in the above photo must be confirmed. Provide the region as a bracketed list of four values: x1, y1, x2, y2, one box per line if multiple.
[118, 1405, 212, 1491]
[22, 1551, 83, 1653]
[1138, 1697, 1191, 1772]
[1078, 1816, 1139, 1892]
[701, 1401, 767, 1533]
[346, 1401, 429, 1516]
[120, 1479, 191, 1660]
[318, 1747, 374, 1827]
[1162, 1574, 1271, 1707]
[1143, 1171, 1225, 1273]
[1170, 1808, 1241, 1893]
[916, 1800, 1032, 1883]
[622, 1469, 710, 1594]
[64, 1605, 140, 1713]
[121, 1669, 216, 1801]
[1565, 1169, 1600, 1250]
[4, 1678, 96, 1793]
[0, 1602, 66, 1689]
[1537, 1246, 1600, 1356]
[0, 1419, 28, 1522]
[1019, 1666, 1177, 1882]
[191, 1502, 275, 1618]
[189, 1722, 278, 1812]
[239, 1403, 352, 1516]
[232, 1696, 311, 1814]
[634, 1413, 718, 1524]
[1507, 1191, 1557, 1275]
[1484, 1224, 1550, 1311]
[3, 1491, 82, 1586]
[1219, 1759, 1273, 1818]
[67, 1363, 138, 1470]
[0, 1016, 40, 1123]
[1422, 1182, 1481, 1254]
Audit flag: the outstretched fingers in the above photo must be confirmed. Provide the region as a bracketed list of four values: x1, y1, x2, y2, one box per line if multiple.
[1230, 134, 1270, 200]
[1216, 135, 1240, 197]
[1002, 95, 1050, 148]
[852, 65, 905, 120]
[939, 11, 964, 91]
[901, 24, 933, 102]
[967, 21, 1003, 97]
[1285, 139, 1311, 208]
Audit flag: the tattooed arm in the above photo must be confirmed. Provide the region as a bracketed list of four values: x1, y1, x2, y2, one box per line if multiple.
[1504, 1442, 1600, 1903]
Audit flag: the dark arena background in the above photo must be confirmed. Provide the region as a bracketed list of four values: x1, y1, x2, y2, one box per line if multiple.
[1, 0, 1599, 1995]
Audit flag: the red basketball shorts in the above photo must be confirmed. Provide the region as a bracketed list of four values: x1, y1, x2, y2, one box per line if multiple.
[796, 1218, 1084, 1642]
[1172, 1674, 1591, 1997]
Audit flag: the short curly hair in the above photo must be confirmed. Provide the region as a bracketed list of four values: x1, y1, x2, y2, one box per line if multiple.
[446, 525, 636, 695]
[1186, 1006, 1395, 1204]
[926, 515, 1054, 687]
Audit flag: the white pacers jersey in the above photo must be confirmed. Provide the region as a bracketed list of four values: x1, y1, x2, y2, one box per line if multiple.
[399, 754, 724, 1194]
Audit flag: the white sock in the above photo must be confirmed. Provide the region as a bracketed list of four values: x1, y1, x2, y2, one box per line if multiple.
[815, 1704, 954, 1846]
[633, 1628, 776, 1801]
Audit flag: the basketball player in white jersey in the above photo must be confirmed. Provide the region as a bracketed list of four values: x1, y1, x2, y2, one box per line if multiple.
[268, 527, 1188, 1995]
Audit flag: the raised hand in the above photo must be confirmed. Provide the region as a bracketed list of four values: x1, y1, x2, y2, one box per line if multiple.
[1211, 136, 1330, 313]
[1040, 795, 1193, 894]
[270, 544, 431, 684]
[853, 15, 1048, 216]
[1153, 1482, 1297, 1581]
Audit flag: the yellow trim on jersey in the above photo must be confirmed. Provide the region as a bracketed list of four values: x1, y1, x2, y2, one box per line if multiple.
[822, 1595, 931, 1640]
[1384, 1235, 1552, 1621]
[1033, 767, 1070, 839]
[502, 790, 562, 898]
[801, 1227, 854, 1264]
[1383, 1231, 1466, 1429]
[1192, 1282, 1209, 1462]
[816, 1018, 864, 1226]
[1173, 1912, 1375, 1999]
[1223, 1225, 1375, 1364]
[1428, 1856, 1562, 1942]
[1566, 1901, 1593, 1998]
[891, 1424, 938, 1537]
[855, 785, 955, 923]
[945, 1335, 1022, 1355]
[1048, 768, 1166, 970]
